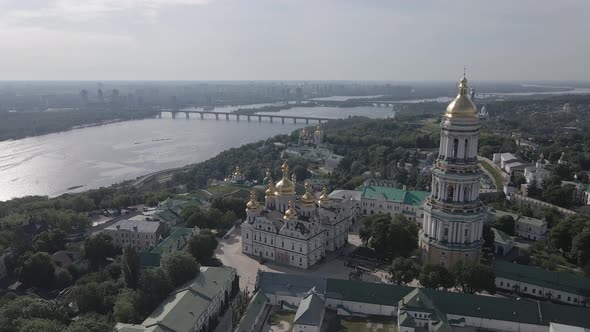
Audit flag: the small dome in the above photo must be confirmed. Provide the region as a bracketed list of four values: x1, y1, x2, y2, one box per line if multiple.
[301, 182, 315, 205]
[246, 190, 260, 210]
[265, 178, 276, 197]
[233, 166, 242, 177]
[318, 186, 330, 203]
[275, 161, 296, 195]
[445, 77, 477, 118]
[284, 201, 298, 220]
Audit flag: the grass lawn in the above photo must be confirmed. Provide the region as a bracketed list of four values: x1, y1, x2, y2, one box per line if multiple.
[268, 310, 295, 332]
[326, 315, 398, 332]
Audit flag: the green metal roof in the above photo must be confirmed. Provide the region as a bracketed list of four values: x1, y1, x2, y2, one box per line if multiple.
[488, 209, 545, 227]
[293, 292, 325, 326]
[361, 185, 429, 207]
[150, 227, 196, 255]
[156, 209, 180, 222]
[492, 227, 513, 246]
[141, 266, 236, 332]
[235, 291, 268, 332]
[494, 261, 590, 295]
[326, 278, 412, 306]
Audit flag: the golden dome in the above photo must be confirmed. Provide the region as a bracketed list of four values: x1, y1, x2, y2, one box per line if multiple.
[315, 125, 321, 134]
[445, 76, 477, 118]
[246, 190, 260, 210]
[319, 186, 330, 203]
[301, 182, 315, 205]
[275, 161, 296, 195]
[265, 178, 276, 197]
[233, 166, 242, 177]
[284, 201, 298, 220]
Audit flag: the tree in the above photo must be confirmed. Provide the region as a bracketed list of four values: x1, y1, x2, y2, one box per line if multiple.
[494, 215, 515, 236]
[17, 318, 66, 332]
[32, 229, 66, 253]
[64, 314, 113, 332]
[360, 214, 418, 259]
[84, 233, 117, 268]
[121, 245, 140, 289]
[113, 289, 140, 324]
[388, 257, 420, 285]
[452, 262, 496, 294]
[419, 264, 454, 290]
[188, 230, 218, 263]
[482, 224, 495, 251]
[572, 228, 590, 268]
[161, 252, 199, 288]
[138, 268, 172, 315]
[549, 216, 587, 255]
[54, 268, 73, 289]
[67, 282, 103, 314]
[20, 252, 55, 288]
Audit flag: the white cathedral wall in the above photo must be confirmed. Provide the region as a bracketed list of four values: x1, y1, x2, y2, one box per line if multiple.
[445, 314, 547, 332]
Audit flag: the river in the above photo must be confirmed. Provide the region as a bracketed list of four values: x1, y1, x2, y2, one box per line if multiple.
[0, 106, 395, 201]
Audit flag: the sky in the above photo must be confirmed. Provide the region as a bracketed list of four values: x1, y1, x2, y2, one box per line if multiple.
[0, 0, 588, 81]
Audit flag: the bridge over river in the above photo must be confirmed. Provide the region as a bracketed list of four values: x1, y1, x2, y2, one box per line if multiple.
[159, 110, 331, 124]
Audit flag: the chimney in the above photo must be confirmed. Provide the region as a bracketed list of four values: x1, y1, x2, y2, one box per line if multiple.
[133, 226, 138, 232]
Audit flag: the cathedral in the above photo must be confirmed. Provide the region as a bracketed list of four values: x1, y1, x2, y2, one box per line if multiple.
[419, 76, 485, 266]
[241, 161, 353, 269]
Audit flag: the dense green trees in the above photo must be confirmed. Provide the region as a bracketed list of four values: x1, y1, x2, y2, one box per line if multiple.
[482, 224, 495, 251]
[188, 230, 219, 264]
[494, 215, 515, 236]
[32, 229, 66, 253]
[183, 206, 238, 230]
[359, 214, 418, 259]
[419, 264, 455, 290]
[121, 245, 140, 289]
[20, 252, 55, 288]
[0, 295, 70, 332]
[138, 268, 173, 315]
[388, 257, 420, 285]
[451, 261, 496, 294]
[161, 252, 200, 288]
[84, 233, 118, 268]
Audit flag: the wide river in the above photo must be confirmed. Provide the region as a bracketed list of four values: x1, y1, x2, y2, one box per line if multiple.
[0, 106, 395, 201]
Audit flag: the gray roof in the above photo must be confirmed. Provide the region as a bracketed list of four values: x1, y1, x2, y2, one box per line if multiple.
[293, 292, 325, 326]
[235, 291, 268, 332]
[105, 219, 162, 233]
[118, 266, 235, 332]
[256, 272, 326, 298]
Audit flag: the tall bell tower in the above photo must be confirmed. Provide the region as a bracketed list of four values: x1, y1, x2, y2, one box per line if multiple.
[419, 75, 485, 266]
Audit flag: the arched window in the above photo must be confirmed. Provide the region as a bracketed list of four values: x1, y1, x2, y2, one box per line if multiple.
[464, 139, 469, 160]
[453, 139, 459, 159]
[464, 186, 470, 202]
[447, 185, 454, 202]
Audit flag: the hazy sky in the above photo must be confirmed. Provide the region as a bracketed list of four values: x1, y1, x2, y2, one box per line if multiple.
[0, 0, 588, 81]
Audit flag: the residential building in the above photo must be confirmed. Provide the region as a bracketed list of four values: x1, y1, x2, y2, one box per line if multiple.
[492, 227, 514, 256]
[487, 209, 547, 241]
[495, 261, 590, 306]
[254, 271, 590, 332]
[241, 161, 353, 269]
[235, 291, 269, 332]
[293, 290, 325, 332]
[103, 219, 164, 252]
[360, 180, 429, 224]
[420, 76, 485, 266]
[140, 227, 199, 268]
[116, 266, 238, 332]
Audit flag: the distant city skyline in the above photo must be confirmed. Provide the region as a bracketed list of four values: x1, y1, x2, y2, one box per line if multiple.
[0, 0, 588, 81]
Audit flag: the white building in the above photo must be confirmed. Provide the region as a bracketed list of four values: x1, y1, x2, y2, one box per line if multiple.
[495, 261, 590, 307]
[241, 161, 353, 269]
[255, 271, 590, 332]
[293, 290, 325, 332]
[360, 180, 429, 224]
[116, 266, 238, 332]
[103, 219, 164, 252]
[420, 76, 485, 266]
[487, 209, 547, 241]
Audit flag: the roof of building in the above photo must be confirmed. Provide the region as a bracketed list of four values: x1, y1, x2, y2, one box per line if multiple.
[328, 190, 362, 202]
[140, 266, 235, 332]
[487, 209, 546, 227]
[326, 278, 411, 306]
[158, 198, 189, 211]
[293, 291, 325, 326]
[155, 209, 180, 222]
[235, 291, 268, 332]
[361, 184, 429, 207]
[492, 227, 513, 246]
[256, 272, 326, 298]
[494, 261, 590, 295]
[105, 219, 162, 233]
[150, 227, 197, 255]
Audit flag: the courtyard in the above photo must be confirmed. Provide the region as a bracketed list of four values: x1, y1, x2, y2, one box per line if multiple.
[214, 224, 390, 291]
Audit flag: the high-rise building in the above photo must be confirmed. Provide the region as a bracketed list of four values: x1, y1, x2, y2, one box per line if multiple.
[419, 76, 484, 266]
